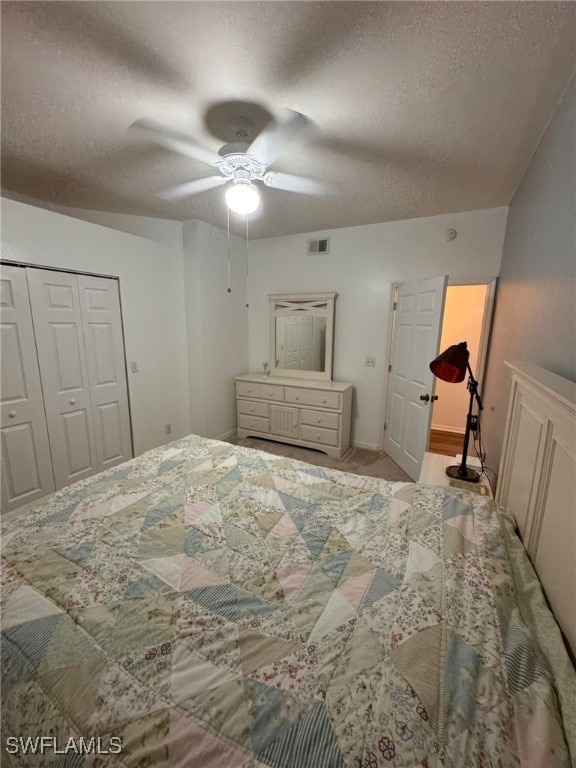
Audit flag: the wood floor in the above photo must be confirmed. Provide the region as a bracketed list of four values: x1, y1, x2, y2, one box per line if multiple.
[427, 429, 464, 456]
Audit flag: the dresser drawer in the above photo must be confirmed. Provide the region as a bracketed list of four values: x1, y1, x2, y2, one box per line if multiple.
[285, 388, 341, 409]
[260, 384, 284, 402]
[237, 381, 261, 398]
[300, 409, 340, 429]
[238, 414, 270, 433]
[238, 400, 269, 418]
[300, 424, 339, 447]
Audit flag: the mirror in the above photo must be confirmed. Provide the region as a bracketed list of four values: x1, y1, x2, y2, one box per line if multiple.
[269, 293, 337, 381]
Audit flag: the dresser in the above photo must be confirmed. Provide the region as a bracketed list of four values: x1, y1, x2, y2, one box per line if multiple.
[235, 374, 353, 458]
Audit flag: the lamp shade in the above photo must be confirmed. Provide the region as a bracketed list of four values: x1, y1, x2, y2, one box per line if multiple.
[430, 341, 469, 383]
[225, 182, 260, 215]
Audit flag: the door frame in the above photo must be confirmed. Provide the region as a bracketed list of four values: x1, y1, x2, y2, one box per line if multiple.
[379, 276, 497, 452]
[442, 277, 497, 396]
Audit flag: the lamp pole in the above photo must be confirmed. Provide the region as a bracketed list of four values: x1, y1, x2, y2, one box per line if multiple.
[429, 341, 486, 483]
[447, 363, 484, 482]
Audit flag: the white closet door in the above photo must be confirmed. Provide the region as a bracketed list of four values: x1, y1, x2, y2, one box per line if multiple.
[27, 268, 98, 489]
[78, 274, 132, 470]
[384, 276, 447, 480]
[1, 265, 55, 510]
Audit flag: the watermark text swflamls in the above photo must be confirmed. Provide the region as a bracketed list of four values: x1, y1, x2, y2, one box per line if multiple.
[5, 736, 123, 756]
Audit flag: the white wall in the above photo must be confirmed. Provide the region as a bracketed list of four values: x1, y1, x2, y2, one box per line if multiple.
[0, 189, 184, 251]
[1, 197, 192, 456]
[248, 207, 508, 450]
[183, 220, 249, 439]
[482, 78, 576, 475]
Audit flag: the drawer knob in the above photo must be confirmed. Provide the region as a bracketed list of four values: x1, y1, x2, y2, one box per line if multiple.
[295, 395, 300, 400]
[8, 411, 17, 419]
[316, 434, 321, 440]
[321, 398, 327, 403]
[69, 398, 76, 405]
[251, 421, 256, 427]
[246, 388, 251, 393]
[268, 391, 274, 396]
[250, 407, 255, 412]
[317, 418, 321, 423]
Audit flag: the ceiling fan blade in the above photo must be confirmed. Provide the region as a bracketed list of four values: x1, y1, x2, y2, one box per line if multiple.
[263, 172, 327, 196]
[247, 110, 312, 167]
[133, 118, 222, 166]
[159, 176, 226, 201]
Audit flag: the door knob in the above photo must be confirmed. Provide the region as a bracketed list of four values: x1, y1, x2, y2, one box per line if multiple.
[420, 394, 430, 402]
[8, 411, 17, 418]
[431, 395, 439, 402]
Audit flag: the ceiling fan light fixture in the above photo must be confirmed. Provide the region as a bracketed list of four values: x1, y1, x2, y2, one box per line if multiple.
[225, 181, 260, 215]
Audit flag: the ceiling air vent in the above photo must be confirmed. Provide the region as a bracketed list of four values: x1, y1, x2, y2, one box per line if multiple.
[307, 237, 330, 255]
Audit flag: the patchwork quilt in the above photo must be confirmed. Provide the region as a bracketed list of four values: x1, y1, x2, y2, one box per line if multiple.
[1, 434, 574, 767]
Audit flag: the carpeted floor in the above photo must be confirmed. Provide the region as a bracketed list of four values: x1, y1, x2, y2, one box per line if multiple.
[225, 435, 412, 482]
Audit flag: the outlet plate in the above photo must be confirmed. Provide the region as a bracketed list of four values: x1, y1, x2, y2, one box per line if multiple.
[365, 357, 376, 367]
[165, 424, 172, 435]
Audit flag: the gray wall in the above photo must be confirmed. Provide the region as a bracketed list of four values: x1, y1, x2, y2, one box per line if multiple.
[481, 78, 575, 475]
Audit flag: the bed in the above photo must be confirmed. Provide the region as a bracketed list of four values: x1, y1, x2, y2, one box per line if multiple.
[2, 367, 575, 767]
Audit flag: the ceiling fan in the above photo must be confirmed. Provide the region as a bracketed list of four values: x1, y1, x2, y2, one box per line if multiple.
[133, 109, 326, 215]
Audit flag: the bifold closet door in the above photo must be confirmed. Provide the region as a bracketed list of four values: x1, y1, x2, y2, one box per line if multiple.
[27, 268, 99, 489]
[27, 268, 132, 490]
[77, 274, 132, 472]
[1, 265, 55, 511]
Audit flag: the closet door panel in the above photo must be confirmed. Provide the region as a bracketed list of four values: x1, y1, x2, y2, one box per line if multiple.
[78, 275, 132, 469]
[2, 423, 46, 501]
[61, 410, 95, 475]
[27, 268, 98, 489]
[1, 265, 55, 510]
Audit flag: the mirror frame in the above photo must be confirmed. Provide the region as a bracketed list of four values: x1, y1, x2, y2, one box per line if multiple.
[269, 292, 337, 381]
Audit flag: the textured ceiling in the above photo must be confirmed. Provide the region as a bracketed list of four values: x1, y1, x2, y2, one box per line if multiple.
[1, 1, 575, 239]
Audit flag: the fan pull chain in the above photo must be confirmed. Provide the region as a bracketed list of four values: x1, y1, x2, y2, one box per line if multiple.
[245, 216, 250, 308]
[226, 206, 232, 293]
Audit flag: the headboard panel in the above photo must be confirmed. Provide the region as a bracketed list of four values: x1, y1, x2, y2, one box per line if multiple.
[497, 361, 576, 659]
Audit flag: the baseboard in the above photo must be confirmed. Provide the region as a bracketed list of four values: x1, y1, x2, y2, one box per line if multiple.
[430, 425, 465, 435]
[351, 440, 379, 451]
[216, 428, 237, 441]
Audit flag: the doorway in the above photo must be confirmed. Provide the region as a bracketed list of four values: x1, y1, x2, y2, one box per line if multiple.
[382, 277, 496, 479]
[427, 282, 494, 456]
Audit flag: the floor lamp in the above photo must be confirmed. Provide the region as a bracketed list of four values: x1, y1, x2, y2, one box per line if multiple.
[429, 341, 483, 482]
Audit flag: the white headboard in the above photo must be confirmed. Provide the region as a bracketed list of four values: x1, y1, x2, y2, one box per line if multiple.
[496, 361, 576, 659]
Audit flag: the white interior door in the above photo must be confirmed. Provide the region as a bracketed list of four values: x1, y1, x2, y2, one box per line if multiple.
[384, 276, 448, 479]
[1, 265, 55, 510]
[27, 268, 99, 489]
[78, 274, 132, 469]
